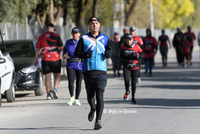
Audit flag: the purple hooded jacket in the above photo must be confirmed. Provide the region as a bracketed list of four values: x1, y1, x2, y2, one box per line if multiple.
[63, 39, 82, 70]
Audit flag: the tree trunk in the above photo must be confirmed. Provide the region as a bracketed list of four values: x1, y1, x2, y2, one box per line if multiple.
[92, 0, 98, 17]
[75, 0, 90, 27]
[55, 0, 72, 25]
[36, 12, 46, 29]
[48, 0, 54, 24]
[75, 0, 83, 26]
[63, 6, 68, 25]
[124, 0, 138, 26]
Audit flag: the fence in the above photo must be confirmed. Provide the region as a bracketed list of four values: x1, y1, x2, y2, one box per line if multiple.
[1, 22, 199, 44]
[0, 22, 199, 75]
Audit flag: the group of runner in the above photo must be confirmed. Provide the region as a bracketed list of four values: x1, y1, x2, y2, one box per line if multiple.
[35, 17, 111, 130]
[34, 16, 197, 130]
[173, 26, 196, 67]
[111, 26, 197, 105]
[111, 27, 157, 105]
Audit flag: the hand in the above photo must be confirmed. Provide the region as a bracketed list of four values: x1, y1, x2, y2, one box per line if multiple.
[63, 54, 67, 59]
[137, 54, 139, 58]
[105, 51, 111, 58]
[86, 50, 93, 58]
[34, 60, 38, 67]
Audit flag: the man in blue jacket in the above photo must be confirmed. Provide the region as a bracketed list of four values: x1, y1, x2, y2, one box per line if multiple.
[74, 17, 112, 130]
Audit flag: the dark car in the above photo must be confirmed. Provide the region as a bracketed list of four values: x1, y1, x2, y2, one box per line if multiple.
[0, 40, 44, 96]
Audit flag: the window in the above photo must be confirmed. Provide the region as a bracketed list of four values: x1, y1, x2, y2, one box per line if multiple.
[0, 41, 35, 58]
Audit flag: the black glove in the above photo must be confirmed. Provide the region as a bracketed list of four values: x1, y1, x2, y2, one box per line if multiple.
[104, 51, 111, 58]
[85, 50, 92, 58]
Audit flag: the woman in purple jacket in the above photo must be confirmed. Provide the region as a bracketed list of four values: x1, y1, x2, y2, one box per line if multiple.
[63, 27, 82, 106]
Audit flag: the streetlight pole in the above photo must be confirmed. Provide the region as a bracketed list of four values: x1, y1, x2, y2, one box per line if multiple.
[150, 0, 154, 36]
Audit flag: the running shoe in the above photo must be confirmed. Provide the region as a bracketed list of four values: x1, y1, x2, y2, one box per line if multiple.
[149, 72, 153, 77]
[118, 72, 120, 77]
[94, 119, 102, 130]
[137, 77, 141, 84]
[144, 71, 149, 76]
[67, 97, 75, 106]
[47, 94, 53, 100]
[123, 91, 130, 101]
[132, 98, 136, 104]
[88, 110, 95, 122]
[51, 88, 58, 99]
[75, 99, 81, 106]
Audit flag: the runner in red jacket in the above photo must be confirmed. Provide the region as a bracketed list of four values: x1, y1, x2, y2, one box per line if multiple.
[120, 34, 144, 104]
[129, 27, 143, 84]
[158, 29, 171, 66]
[34, 23, 63, 100]
[184, 26, 196, 65]
[143, 29, 158, 76]
[179, 34, 190, 67]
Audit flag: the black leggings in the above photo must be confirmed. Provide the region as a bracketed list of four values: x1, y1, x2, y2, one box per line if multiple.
[87, 88, 104, 120]
[189, 46, 193, 61]
[176, 47, 183, 64]
[84, 74, 107, 121]
[67, 68, 82, 99]
[137, 58, 141, 77]
[123, 68, 138, 98]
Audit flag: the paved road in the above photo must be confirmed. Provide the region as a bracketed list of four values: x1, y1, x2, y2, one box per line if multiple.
[0, 50, 200, 134]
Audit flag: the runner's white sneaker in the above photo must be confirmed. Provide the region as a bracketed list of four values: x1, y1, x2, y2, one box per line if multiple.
[51, 88, 58, 99]
[67, 97, 75, 106]
[47, 94, 53, 100]
[137, 77, 141, 84]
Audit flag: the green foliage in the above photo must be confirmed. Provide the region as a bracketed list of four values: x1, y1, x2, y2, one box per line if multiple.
[182, 0, 200, 29]
[152, 0, 195, 29]
[85, 0, 113, 26]
[0, 0, 39, 24]
[0, 0, 16, 23]
[98, 0, 113, 26]
[130, 0, 195, 29]
[0, 0, 197, 29]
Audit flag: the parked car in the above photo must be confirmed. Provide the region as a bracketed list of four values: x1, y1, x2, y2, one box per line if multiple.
[0, 39, 44, 96]
[0, 33, 15, 106]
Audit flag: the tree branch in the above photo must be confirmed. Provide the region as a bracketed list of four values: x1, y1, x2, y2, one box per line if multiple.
[48, 0, 54, 24]
[125, 0, 138, 26]
[55, 0, 72, 24]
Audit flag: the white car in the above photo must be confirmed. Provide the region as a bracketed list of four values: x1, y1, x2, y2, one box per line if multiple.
[0, 33, 15, 106]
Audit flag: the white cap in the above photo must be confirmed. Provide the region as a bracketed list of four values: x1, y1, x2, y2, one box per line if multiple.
[177, 27, 181, 30]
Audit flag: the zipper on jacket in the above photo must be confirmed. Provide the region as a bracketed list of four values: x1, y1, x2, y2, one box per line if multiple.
[95, 39, 97, 70]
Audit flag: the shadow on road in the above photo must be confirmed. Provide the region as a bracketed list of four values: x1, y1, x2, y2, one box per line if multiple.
[0, 127, 78, 131]
[104, 98, 200, 109]
[138, 85, 200, 90]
